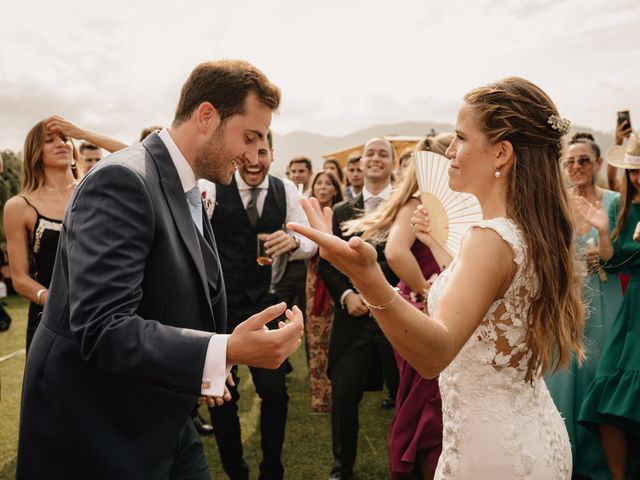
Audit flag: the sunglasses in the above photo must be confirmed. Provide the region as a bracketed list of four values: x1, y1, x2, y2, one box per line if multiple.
[563, 155, 593, 168]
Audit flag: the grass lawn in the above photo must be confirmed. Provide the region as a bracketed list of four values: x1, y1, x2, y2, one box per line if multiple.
[0, 296, 394, 479]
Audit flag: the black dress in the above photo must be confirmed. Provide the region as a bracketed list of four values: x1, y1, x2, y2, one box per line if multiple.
[21, 196, 62, 352]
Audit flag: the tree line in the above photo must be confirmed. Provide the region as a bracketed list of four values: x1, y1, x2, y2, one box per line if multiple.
[1, 150, 23, 242]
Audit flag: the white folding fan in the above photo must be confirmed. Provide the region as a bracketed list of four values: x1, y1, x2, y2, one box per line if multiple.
[413, 151, 483, 257]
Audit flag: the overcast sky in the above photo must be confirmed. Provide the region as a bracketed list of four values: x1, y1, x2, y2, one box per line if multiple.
[1, 0, 639, 151]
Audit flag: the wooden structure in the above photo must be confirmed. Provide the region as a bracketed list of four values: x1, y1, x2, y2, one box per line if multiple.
[322, 135, 423, 167]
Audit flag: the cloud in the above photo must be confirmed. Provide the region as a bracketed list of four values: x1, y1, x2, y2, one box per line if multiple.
[1, 0, 639, 150]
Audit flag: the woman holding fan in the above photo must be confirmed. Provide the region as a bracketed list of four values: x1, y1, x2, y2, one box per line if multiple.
[289, 77, 584, 479]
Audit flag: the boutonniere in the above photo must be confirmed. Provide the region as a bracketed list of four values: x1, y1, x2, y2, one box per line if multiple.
[201, 190, 212, 211]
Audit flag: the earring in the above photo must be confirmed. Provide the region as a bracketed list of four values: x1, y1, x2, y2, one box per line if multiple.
[494, 169, 501, 178]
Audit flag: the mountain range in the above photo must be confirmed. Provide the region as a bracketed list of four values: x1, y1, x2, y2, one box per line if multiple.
[270, 121, 616, 178]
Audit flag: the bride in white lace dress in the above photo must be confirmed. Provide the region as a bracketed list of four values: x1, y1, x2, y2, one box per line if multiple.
[426, 216, 573, 478]
[289, 77, 585, 479]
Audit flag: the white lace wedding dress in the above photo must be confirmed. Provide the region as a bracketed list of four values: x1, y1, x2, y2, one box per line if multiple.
[428, 218, 572, 479]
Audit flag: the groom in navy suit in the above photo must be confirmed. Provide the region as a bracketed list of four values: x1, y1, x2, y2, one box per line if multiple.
[16, 60, 304, 480]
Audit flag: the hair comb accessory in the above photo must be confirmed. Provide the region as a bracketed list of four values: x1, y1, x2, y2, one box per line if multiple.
[547, 115, 571, 135]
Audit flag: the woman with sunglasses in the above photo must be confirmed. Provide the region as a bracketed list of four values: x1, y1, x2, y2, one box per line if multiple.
[545, 133, 623, 479]
[579, 135, 640, 480]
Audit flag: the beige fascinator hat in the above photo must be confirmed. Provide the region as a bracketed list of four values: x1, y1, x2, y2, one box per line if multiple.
[606, 133, 640, 169]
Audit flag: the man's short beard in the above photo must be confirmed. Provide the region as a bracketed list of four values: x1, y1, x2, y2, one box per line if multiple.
[193, 124, 234, 186]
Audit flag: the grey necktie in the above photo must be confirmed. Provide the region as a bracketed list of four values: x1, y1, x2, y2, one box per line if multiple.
[185, 185, 203, 235]
[246, 188, 260, 227]
[366, 196, 383, 213]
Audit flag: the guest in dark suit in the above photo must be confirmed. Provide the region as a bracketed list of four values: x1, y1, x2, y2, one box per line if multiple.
[199, 132, 315, 480]
[319, 138, 400, 480]
[343, 154, 364, 200]
[16, 60, 304, 480]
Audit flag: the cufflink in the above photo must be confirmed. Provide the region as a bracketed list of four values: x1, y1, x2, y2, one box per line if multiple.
[201, 379, 211, 390]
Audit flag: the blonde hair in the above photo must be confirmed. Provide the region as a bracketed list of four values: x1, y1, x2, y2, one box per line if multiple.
[342, 133, 454, 242]
[22, 120, 78, 192]
[464, 77, 584, 381]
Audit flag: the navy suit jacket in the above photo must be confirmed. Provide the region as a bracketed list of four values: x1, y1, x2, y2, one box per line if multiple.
[17, 133, 226, 479]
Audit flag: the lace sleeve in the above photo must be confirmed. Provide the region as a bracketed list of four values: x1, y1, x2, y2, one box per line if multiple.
[473, 219, 533, 376]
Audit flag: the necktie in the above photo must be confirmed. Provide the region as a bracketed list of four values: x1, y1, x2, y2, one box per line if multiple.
[366, 196, 383, 213]
[185, 185, 203, 235]
[246, 188, 260, 227]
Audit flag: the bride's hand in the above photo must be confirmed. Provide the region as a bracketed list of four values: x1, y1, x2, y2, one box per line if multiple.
[287, 197, 379, 281]
[634, 221, 640, 243]
[411, 205, 436, 247]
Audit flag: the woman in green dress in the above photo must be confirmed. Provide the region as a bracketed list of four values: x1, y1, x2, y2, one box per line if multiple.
[578, 134, 640, 480]
[546, 133, 623, 480]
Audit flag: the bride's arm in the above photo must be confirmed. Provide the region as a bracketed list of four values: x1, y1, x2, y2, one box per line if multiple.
[358, 228, 513, 378]
[289, 198, 514, 379]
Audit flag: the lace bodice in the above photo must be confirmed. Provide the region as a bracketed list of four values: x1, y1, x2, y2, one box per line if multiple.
[428, 218, 571, 479]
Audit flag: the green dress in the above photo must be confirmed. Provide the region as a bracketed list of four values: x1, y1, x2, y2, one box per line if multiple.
[546, 189, 623, 480]
[579, 200, 640, 467]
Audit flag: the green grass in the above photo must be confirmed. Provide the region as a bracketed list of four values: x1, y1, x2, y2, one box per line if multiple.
[0, 296, 27, 478]
[0, 297, 393, 479]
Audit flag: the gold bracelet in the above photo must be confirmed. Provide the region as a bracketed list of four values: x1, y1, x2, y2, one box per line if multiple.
[361, 288, 399, 311]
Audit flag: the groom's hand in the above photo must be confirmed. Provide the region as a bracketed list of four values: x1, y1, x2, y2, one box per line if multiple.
[226, 303, 304, 369]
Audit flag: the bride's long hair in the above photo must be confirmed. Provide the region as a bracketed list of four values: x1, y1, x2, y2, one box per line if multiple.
[464, 77, 585, 381]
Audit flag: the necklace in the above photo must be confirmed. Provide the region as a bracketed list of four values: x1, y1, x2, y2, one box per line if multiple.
[43, 181, 77, 193]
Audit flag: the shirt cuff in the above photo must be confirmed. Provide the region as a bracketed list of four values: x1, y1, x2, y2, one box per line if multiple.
[339, 289, 355, 308]
[201, 334, 232, 397]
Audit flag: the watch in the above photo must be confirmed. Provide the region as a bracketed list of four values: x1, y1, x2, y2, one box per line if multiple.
[290, 235, 301, 253]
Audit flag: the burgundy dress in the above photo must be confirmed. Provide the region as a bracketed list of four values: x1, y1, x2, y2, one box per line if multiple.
[388, 240, 443, 478]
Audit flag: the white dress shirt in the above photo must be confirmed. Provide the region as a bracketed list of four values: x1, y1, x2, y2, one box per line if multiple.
[362, 184, 392, 211]
[198, 171, 317, 261]
[158, 128, 229, 397]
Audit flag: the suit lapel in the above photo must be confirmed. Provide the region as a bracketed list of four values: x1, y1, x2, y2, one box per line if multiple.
[352, 193, 364, 213]
[201, 213, 221, 288]
[337, 194, 365, 239]
[142, 134, 215, 319]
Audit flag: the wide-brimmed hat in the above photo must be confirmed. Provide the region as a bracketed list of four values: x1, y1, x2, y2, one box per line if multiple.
[606, 133, 640, 169]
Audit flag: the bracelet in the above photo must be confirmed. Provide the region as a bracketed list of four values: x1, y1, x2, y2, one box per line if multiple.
[361, 288, 400, 311]
[36, 288, 47, 306]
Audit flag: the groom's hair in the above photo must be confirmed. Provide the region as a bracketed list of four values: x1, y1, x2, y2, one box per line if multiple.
[173, 60, 281, 126]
